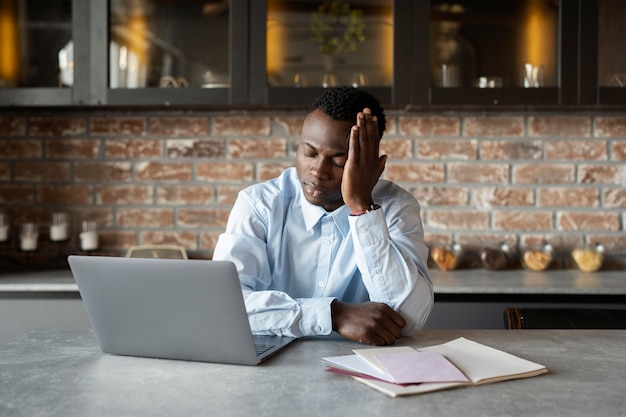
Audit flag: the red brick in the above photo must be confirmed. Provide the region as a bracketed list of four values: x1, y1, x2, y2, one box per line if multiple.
[71, 208, 114, 228]
[0, 185, 35, 204]
[6, 206, 49, 224]
[135, 162, 192, 181]
[150, 117, 208, 136]
[410, 186, 469, 206]
[156, 185, 215, 205]
[426, 209, 489, 230]
[96, 185, 154, 205]
[379, 138, 413, 159]
[472, 187, 534, 207]
[177, 208, 231, 228]
[448, 163, 509, 183]
[139, 231, 199, 251]
[480, 140, 542, 160]
[521, 234, 584, 253]
[398, 116, 460, 137]
[99, 230, 137, 249]
[28, 117, 87, 136]
[417, 139, 477, 160]
[257, 162, 292, 182]
[545, 140, 607, 161]
[90, 116, 147, 136]
[166, 138, 224, 158]
[612, 141, 626, 160]
[455, 233, 518, 251]
[0, 139, 42, 158]
[212, 116, 271, 136]
[37, 185, 93, 204]
[201, 231, 222, 252]
[196, 162, 254, 182]
[0, 163, 9, 180]
[14, 162, 71, 182]
[46, 139, 100, 159]
[74, 162, 132, 182]
[228, 138, 287, 159]
[594, 116, 626, 137]
[106, 139, 163, 158]
[463, 116, 524, 137]
[217, 185, 245, 205]
[513, 164, 575, 184]
[384, 162, 445, 183]
[274, 116, 303, 136]
[0, 117, 26, 136]
[493, 210, 553, 231]
[384, 116, 397, 135]
[538, 188, 599, 208]
[585, 235, 626, 255]
[423, 233, 453, 247]
[289, 138, 299, 154]
[558, 212, 620, 231]
[528, 116, 591, 137]
[117, 208, 173, 228]
[579, 164, 626, 185]
[603, 188, 626, 208]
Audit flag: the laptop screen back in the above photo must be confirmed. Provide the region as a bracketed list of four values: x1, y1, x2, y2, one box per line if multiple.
[68, 255, 261, 365]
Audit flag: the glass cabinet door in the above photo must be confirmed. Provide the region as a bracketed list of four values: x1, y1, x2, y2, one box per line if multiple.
[0, 0, 73, 105]
[428, 0, 561, 106]
[109, 0, 229, 89]
[0, 0, 73, 88]
[259, 0, 396, 106]
[266, 0, 393, 89]
[107, 0, 238, 105]
[597, 0, 626, 104]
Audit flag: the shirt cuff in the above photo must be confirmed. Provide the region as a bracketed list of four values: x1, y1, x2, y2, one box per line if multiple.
[298, 297, 336, 336]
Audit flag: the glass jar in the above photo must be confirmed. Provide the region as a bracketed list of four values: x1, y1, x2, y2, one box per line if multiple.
[521, 242, 553, 272]
[572, 243, 604, 273]
[430, 243, 461, 271]
[480, 242, 511, 271]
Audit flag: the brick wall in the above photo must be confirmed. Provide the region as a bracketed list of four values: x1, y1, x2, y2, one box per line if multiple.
[1, 109, 625, 270]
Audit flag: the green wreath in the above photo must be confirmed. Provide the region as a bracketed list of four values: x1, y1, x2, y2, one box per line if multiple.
[310, 1, 365, 55]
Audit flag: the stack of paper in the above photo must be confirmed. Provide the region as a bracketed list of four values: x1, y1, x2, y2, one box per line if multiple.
[322, 337, 548, 397]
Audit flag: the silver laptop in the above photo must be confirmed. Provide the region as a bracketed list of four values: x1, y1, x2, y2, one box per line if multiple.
[68, 255, 296, 365]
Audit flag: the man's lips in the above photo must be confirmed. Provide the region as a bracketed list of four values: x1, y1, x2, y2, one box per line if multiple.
[303, 181, 327, 197]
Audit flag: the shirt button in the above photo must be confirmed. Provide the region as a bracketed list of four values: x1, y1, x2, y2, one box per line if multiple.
[324, 239, 331, 245]
[318, 281, 325, 287]
[360, 227, 368, 234]
[313, 325, 322, 333]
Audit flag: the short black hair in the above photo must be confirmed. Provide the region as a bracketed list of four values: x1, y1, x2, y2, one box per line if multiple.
[307, 87, 386, 139]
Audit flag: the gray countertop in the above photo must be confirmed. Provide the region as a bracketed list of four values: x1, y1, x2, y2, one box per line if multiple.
[431, 269, 626, 295]
[0, 269, 77, 292]
[1, 329, 625, 417]
[1, 267, 625, 295]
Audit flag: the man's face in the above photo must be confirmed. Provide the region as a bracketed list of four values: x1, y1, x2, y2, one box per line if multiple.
[295, 109, 353, 212]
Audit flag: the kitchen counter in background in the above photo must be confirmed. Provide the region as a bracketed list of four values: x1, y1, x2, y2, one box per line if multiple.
[1, 267, 625, 345]
[1, 267, 624, 298]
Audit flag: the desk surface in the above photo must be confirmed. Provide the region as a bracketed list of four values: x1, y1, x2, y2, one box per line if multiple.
[1, 329, 624, 417]
[1, 268, 625, 295]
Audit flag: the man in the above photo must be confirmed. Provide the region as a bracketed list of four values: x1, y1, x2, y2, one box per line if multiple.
[213, 87, 433, 346]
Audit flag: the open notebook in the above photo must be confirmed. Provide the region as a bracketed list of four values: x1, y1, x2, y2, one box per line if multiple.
[323, 337, 548, 397]
[68, 255, 296, 365]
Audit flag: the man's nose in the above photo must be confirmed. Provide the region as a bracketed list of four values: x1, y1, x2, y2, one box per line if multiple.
[310, 157, 332, 180]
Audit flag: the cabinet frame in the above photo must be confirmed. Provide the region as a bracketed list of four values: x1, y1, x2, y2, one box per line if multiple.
[0, 0, 622, 109]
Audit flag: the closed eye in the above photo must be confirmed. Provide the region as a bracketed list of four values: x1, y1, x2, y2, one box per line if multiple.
[302, 142, 346, 167]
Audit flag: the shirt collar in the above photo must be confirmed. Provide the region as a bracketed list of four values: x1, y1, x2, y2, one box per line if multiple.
[299, 190, 350, 238]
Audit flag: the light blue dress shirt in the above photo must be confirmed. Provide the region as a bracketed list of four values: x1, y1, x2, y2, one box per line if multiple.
[212, 167, 433, 338]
